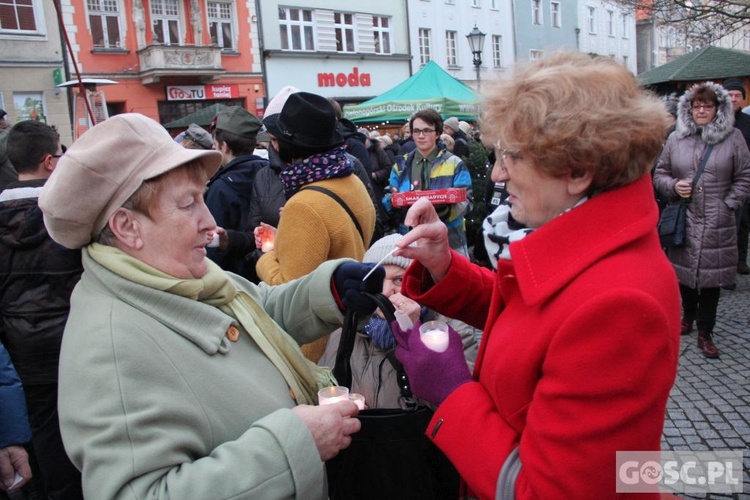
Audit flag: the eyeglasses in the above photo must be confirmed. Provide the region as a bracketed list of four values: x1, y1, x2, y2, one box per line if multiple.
[495, 145, 522, 172]
[691, 104, 716, 111]
[412, 128, 436, 136]
[50, 153, 64, 158]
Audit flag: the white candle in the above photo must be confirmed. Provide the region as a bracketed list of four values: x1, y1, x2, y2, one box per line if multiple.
[349, 393, 366, 410]
[421, 330, 449, 352]
[318, 386, 349, 405]
[261, 240, 274, 252]
[419, 320, 450, 353]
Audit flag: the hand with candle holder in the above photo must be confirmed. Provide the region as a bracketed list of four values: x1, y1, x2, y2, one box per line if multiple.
[253, 223, 276, 253]
[392, 320, 471, 406]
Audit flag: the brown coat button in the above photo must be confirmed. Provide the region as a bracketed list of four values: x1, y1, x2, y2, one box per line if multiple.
[226, 325, 240, 342]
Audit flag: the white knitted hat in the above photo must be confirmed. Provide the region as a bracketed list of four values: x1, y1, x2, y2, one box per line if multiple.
[265, 86, 299, 117]
[364, 233, 413, 269]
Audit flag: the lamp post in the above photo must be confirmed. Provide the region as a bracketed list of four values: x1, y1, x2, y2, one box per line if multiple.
[466, 25, 486, 91]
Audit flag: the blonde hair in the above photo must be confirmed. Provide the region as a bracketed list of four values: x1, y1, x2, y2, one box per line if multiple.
[481, 52, 667, 191]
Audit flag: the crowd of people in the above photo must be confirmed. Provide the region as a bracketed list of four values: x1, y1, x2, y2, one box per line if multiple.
[0, 52, 748, 499]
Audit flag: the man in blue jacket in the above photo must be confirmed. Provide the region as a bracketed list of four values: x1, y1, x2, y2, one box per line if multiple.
[206, 106, 268, 275]
[0, 342, 32, 494]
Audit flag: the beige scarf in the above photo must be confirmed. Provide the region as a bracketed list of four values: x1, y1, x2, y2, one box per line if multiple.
[88, 243, 334, 405]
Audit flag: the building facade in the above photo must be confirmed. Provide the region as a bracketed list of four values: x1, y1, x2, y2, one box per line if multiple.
[257, 0, 411, 105]
[59, 0, 264, 130]
[0, 0, 74, 143]
[512, 0, 578, 63]
[405, 0, 512, 90]
[577, 0, 637, 74]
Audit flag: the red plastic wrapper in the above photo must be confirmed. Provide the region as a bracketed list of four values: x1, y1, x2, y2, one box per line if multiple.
[391, 188, 467, 208]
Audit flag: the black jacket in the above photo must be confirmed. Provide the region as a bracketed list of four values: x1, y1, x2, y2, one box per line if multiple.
[338, 119, 372, 174]
[0, 179, 82, 385]
[205, 154, 268, 274]
[734, 109, 750, 149]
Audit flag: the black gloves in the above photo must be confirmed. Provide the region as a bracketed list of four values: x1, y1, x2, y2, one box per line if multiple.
[332, 262, 385, 316]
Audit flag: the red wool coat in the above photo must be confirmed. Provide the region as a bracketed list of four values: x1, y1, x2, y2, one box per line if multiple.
[403, 175, 681, 499]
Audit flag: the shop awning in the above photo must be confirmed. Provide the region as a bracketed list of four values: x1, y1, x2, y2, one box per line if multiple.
[163, 103, 229, 129]
[342, 61, 480, 123]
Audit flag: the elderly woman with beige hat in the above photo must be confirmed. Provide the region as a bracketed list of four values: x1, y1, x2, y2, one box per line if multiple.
[38, 113, 386, 500]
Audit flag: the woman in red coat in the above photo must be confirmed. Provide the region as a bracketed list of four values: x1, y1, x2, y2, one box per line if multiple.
[391, 53, 681, 498]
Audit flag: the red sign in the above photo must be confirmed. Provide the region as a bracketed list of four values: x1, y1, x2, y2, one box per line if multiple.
[317, 67, 371, 88]
[166, 84, 240, 101]
[391, 188, 467, 208]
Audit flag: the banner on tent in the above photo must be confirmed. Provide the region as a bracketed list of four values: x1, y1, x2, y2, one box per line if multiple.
[343, 99, 480, 122]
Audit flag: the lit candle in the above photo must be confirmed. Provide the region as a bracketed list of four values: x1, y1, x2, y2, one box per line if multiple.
[349, 393, 366, 410]
[318, 386, 349, 405]
[261, 239, 274, 252]
[419, 320, 450, 353]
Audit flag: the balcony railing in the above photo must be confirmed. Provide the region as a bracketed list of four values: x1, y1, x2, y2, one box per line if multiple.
[137, 45, 225, 84]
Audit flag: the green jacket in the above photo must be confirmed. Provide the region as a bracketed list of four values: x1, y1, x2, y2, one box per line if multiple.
[59, 251, 347, 499]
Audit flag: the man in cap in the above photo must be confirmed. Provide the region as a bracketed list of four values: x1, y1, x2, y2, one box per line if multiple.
[0, 120, 84, 499]
[206, 106, 268, 275]
[723, 78, 750, 275]
[442, 116, 469, 159]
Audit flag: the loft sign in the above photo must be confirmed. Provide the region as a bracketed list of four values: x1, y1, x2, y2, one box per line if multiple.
[166, 84, 240, 101]
[318, 67, 371, 88]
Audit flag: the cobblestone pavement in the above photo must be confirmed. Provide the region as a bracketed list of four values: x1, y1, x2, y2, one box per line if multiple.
[662, 272, 749, 499]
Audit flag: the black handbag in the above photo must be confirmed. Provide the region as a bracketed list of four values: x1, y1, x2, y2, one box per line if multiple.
[658, 202, 688, 247]
[658, 145, 714, 248]
[326, 293, 460, 500]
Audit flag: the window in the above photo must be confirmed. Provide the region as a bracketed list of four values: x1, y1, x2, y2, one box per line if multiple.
[492, 34, 503, 67]
[445, 0, 455, 4]
[490, 0, 498, 8]
[471, 0, 479, 6]
[373, 16, 390, 54]
[207, 0, 234, 50]
[622, 55, 628, 67]
[334, 12, 355, 53]
[150, 0, 180, 45]
[529, 49, 543, 60]
[621, 13, 628, 39]
[587, 6, 596, 34]
[0, 0, 40, 33]
[419, 28, 431, 65]
[87, 0, 121, 48]
[551, 1, 560, 28]
[279, 7, 314, 51]
[532, 0, 542, 25]
[607, 10, 614, 36]
[445, 30, 457, 66]
[13, 92, 47, 122]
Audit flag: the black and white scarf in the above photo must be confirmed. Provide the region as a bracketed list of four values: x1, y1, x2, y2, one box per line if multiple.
[482, 203, 534, 270]
[482, 198, 588, 270]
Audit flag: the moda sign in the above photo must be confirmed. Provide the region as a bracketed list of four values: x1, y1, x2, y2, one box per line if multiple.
[317, 67, 371, 88]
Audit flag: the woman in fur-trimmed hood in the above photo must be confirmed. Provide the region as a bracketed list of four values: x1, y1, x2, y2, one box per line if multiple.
[654, 81, 750, 359]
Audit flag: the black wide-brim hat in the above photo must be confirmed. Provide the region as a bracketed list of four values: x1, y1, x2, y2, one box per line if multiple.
[263, 92, 344, 150]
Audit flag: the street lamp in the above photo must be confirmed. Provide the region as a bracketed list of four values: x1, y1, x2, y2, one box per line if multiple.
[466, 25, 486, 91]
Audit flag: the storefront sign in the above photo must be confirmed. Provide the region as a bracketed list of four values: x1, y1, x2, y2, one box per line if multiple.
[166, 84, 240, 101]
[317, 67, 371, 88]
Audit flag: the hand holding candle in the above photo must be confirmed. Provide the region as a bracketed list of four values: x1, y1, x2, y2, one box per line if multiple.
[392, 320, 472, 406]
[254, 223, 276, 253]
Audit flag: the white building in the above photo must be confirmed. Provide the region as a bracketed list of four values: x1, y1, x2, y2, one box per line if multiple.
[406, 0, 513, 90]
[577, 1, 638, 74]
[257, 1, 412, 104]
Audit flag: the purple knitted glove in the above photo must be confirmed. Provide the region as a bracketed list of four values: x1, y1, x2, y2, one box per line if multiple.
[392, 320, 472, 406]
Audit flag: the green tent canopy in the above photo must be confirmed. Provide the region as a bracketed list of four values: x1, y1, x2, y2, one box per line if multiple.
[343, 61, 480, 123]
[638, 46, 750, 86]
[163, 103, 229, 129]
